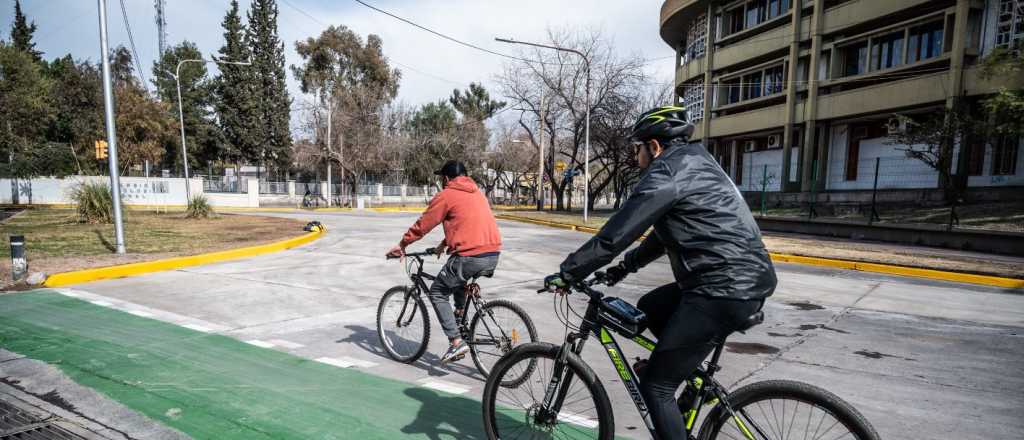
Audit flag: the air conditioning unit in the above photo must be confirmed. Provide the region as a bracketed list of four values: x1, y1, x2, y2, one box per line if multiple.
[887, 117, 908, 135]
[743, 140, 757, 152]
[766, 134, 781, 149]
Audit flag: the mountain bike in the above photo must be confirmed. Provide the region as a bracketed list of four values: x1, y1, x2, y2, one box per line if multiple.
[379, 248, 539, 383]
[481, 272, 881, 440]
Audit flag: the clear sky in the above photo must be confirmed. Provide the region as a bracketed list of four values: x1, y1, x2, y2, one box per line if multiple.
[3, 0, 675, 130]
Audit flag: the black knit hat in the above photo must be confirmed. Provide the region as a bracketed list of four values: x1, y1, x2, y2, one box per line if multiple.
[434, 160, 468, 178]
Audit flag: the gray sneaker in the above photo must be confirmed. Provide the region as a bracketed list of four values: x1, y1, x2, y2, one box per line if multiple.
[440, 341, 470, 364]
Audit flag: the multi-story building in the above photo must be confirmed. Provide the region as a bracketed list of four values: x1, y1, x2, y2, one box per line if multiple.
[660, 0, 1023, 196]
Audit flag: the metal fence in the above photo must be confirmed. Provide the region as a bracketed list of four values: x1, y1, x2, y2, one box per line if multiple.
[742, 155, 1023, 233]
[203, 179, 244, 193]
[259, 181, 288, 194]
[383, 185, 402, 196]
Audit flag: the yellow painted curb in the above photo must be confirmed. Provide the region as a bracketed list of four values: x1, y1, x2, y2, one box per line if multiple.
[495, 214, 1024, 289]
[43, 229, 325, 287]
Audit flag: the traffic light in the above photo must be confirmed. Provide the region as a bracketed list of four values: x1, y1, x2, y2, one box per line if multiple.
[95, 140, 108, 160]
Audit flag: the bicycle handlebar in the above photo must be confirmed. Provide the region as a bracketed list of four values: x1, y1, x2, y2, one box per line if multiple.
[386, 247, 436, 260]
[536, 271, 607, 294]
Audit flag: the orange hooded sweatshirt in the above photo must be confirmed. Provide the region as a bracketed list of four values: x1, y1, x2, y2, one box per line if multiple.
[400, 176, 502, 256]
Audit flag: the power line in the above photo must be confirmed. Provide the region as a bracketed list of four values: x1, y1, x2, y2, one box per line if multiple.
[279, 0, 470, 87]
[352, 0, 556, 65]
[117, 0, 149, 92]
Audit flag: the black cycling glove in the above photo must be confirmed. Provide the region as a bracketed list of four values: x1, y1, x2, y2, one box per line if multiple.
[605, 261, 630, 286]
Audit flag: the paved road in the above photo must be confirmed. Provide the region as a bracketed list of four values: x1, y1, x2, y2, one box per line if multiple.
[10, 211, 1024, 439]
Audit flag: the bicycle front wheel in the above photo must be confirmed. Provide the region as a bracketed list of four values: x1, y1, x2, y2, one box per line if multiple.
[468, 299, 538, 384]
[698, 380, 881, 440]
[376, 286, 430, 363]
[482, 343, 614, 440]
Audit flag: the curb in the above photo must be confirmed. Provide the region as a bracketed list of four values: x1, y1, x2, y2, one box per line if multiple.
[495, 214, 1024, 289]
[42, 229, 325, 287]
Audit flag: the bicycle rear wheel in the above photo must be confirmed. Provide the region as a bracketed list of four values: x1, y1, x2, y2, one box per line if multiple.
[482, 343, 614, 440]
[377, 286, 430, 363]
[468, 299, 538, 385]
[698, 380, 880, 440]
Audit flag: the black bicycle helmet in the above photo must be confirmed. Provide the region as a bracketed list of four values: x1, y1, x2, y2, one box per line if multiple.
[629, 105, 695, 143]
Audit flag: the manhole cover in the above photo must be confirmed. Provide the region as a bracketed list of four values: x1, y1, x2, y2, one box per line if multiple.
[0, 399, 86, 439]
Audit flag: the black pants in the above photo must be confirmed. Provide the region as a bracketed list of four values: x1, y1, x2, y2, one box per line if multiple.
[635, 284, 763, 440]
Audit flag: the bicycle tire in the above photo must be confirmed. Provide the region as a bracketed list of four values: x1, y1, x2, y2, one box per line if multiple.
[468, 299, 538, 385]
[698, 380, 881, 440]
[376, 285, 431, 363]
[482, 343, 615, 440]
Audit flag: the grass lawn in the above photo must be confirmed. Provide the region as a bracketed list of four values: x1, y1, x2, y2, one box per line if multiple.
[0, 208, 307, 286]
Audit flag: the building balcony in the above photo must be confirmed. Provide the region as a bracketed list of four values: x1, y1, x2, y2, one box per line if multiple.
[712, 15, 811, 71]
[708, 102, 803, 138]
[660, 0, 709, 46]
[815, 71, 948, 120]
[823, 0, 939, 36]
[677, 56, 709, 85]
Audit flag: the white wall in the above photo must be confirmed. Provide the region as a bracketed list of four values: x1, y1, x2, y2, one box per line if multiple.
[826, 124, 940, 190]
[0, 176, 261, 207]
[737, 148, 798, 192]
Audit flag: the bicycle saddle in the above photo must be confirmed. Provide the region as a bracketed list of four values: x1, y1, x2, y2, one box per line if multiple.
[475, 268, 495, 278]
[735, 311, 764, 334]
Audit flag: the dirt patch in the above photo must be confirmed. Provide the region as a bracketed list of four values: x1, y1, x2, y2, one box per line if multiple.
[786, 301, 826, 311]
[854, 350, 916, 361]
[0, 209, 307, 287]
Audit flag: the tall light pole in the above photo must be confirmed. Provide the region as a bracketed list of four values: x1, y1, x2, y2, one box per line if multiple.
[97, 0, 126, 254]
[167, 58, 251, 200]
[496, 37, 591, 222]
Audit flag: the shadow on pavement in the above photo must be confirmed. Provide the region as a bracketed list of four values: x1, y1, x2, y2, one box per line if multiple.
[337, 324, 484, 380]
[401, 387, 537, 440]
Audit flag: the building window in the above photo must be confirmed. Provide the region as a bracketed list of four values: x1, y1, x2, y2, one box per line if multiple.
[743, 72, 764, 100]
[818, 50, 831, 80]
[720, 0, 791, 38]
[995, 0, 1024, 50]
[764, 64, 785, 95]
[907, 21, 944, 63]
[993, 135, 1019, 175]
[683, 81, 705, 123]
[684, 13, 708, 63]
[723, 77, 742, 105]
[967, 142, 985, 176]
[871, 31, 905, 70]
[842, 41, 869, 76]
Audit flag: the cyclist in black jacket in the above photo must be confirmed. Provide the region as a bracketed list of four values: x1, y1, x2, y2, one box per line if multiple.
[544, 106, 777, 439]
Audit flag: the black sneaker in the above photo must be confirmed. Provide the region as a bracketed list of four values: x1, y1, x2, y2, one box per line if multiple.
[440, 341, 470, 364]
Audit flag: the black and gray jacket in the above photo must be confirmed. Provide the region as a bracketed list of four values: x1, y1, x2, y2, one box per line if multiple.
[560, 140, 777, 300]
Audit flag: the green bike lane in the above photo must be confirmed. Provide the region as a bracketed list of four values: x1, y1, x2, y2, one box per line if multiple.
[0, 290, 598, 440]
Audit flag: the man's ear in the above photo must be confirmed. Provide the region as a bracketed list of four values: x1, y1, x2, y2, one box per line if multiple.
[648, 139, 664, 158]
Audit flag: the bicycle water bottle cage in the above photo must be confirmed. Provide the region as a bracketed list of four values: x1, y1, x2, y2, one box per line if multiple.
[599, 297, 647, 338]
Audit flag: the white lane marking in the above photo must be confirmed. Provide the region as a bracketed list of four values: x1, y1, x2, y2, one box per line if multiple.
[89, 300, 113, 307]
[127, 310, 154, 318]
[182, 324, 212, 333]
[315, 357, 378, 369]
[58, 290, 81, 298]
[244, 340, 276, 348]
[417, 379, 470, 395]
[557, 412, 600, 429]
[267, 339, 304, 349]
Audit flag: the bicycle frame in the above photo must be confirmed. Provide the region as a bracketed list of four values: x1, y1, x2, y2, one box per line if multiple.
[541, 284, 760, 440]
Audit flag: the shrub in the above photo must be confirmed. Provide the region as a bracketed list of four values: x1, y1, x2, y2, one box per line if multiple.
[185, 194, 216, 219]
[70, 181, 116, 224]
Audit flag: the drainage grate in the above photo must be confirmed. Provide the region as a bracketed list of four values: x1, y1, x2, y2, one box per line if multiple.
[0, 399, 87, 440]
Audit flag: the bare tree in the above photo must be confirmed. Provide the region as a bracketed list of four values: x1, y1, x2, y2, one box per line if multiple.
[496, 27, 647, 211]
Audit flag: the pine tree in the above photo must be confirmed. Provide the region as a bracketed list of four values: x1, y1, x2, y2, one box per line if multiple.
[10, 0, 42, 61]
[246, 0, 292, 170]
[215, 0, 258, 164]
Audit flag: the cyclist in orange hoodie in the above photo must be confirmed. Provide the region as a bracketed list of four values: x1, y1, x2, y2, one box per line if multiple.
[387, 160, 502, 364]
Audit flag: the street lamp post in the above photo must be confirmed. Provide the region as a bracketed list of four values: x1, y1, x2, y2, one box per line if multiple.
[167, 58, 251, 200]
[97, 0, 126, 254]
[495, 37, 590, 222]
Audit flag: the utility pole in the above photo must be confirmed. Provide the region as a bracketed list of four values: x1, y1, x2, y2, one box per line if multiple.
[325, 90, 332, 207]
[537, 94, 545, 211]
[98, 0, 126, 254]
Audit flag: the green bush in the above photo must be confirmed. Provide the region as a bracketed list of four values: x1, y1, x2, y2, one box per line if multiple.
[70, 181, 116, 224]
[185, 194, 216, 219]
